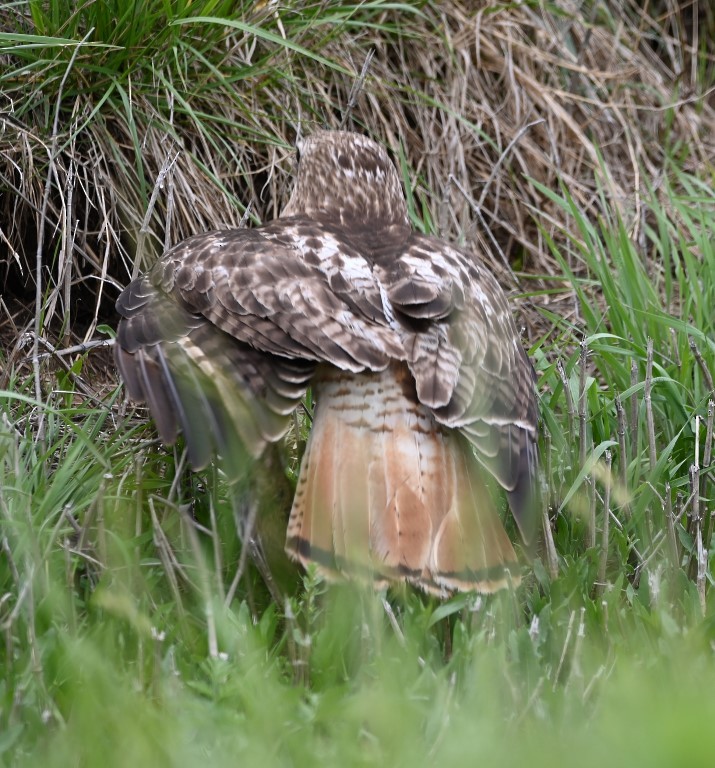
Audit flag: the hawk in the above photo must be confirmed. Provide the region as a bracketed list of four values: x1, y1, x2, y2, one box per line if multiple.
[114, 130, 538, 595]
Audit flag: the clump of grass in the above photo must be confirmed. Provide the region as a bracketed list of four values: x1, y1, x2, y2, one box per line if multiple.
[1, 1, 713, 347]
[533, 171, 714, 609]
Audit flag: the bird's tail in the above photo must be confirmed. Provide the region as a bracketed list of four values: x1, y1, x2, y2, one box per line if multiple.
[285, 363, 520, 595]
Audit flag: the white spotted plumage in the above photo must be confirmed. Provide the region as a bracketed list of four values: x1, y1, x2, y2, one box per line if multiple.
[115, 130, 538, 595]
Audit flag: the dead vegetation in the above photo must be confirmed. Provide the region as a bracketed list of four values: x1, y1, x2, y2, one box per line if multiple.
[0, 0, 713, 369]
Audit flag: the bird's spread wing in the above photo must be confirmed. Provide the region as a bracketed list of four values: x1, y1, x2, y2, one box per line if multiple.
[149, 223, 406, 369]
[115, 221, 407, 469]
[117, 222, 536, 535]
[374, 234, 538, 539]
[116, 277, 317, 470]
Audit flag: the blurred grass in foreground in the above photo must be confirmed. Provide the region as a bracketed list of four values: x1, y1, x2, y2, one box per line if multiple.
[2, 169, 714, 765]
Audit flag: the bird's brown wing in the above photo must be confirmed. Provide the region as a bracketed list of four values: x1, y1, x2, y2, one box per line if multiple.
[115, 222, 406, 469]
[374, 233, 538, 540]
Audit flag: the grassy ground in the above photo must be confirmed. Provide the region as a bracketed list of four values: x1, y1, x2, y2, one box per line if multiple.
[1, 1, 715, 766]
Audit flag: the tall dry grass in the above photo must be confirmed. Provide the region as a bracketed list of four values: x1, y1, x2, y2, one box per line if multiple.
[1, 0, 712, 363]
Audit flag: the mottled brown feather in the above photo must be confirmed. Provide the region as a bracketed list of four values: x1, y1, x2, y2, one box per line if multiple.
[115, 129, 538, 594]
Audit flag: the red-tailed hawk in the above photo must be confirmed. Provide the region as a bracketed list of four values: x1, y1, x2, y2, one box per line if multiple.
[115, 130, 538, 595]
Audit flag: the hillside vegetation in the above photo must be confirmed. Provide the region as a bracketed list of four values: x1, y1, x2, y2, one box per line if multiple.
[1, 1, 714, 765]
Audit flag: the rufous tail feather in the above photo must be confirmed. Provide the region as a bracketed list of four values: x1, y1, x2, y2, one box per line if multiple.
[285, 363, 520, 595]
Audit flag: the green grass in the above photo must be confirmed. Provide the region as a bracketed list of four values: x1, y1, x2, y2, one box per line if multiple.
[2, 1, 715, 766]
[2, 168, 714, 766]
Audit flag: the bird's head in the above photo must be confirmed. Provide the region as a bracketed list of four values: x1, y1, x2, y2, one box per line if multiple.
[282, 130, 410, 229]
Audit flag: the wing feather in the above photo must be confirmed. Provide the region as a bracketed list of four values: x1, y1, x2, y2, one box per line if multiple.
[116, 220, 410, 469]
[150, 227, 406, 372]
[373, 234, 538, 540]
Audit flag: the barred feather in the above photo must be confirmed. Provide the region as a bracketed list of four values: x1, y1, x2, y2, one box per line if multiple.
[114, 129, 538, 594]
